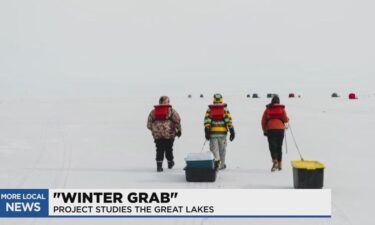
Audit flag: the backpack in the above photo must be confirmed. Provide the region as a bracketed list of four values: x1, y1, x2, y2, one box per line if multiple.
[266, 104, 285, 120]
[209, 104, 226, 121]
[154, 105, 171, 120]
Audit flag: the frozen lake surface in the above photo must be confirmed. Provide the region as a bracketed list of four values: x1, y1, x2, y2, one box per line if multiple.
[0, 95, 374, 224]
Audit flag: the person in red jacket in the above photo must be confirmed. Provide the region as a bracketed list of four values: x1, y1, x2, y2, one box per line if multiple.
[261, 95, 289, 172]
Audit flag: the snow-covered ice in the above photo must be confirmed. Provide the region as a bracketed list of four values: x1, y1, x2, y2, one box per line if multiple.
[1, 94, 374, 224]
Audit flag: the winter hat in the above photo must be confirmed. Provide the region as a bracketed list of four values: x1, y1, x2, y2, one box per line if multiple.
[271, 95, 280, 104]
[159, 96, 170, 105]
[213, 93, 223, 103]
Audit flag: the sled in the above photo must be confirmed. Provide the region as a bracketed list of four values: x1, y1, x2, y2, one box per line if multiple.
[184, 167, 217, 182]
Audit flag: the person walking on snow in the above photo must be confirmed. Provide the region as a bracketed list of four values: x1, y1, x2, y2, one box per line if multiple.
[261, 95, 289, 172]
[147, 96, 181, 172]
[204, 94, 235, 170]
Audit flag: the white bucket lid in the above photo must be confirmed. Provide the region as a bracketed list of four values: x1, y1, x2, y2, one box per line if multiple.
[185, 151, 214, 161]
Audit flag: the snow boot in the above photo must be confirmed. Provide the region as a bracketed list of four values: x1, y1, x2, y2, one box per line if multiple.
[168, 160, 174, 169]
[214, 160, 221, 171]
[219, 164, 227, 170]
[271, 160, 279, 172]
[277, 160, 282, 171]
[157, 161, 163, 172]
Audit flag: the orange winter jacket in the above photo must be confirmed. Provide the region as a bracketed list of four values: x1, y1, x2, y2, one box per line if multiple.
[261, 104, 289, 132]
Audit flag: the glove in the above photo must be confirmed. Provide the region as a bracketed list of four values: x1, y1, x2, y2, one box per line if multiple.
[176, 130, 181, 138]
[205, 128, 210, 140]
[264, 132, 268, 137]
[229, 127, 235, 141]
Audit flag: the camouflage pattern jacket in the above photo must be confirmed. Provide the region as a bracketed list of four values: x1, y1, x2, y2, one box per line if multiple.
[147, 107, 181, 140]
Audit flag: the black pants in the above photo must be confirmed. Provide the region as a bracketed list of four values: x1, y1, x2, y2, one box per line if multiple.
[155, 139, 174, 162]
[267, 130, 285, 161]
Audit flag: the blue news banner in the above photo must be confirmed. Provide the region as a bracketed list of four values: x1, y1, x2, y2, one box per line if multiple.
[0, 189, 49, 217]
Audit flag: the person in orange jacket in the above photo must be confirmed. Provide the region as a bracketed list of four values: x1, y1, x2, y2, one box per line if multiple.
[261, 95, 289, 172]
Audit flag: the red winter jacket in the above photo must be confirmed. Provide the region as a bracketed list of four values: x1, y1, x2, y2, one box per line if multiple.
[261, 104, 289, 133]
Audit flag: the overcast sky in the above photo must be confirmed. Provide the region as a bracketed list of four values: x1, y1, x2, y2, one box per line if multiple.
[0, 0, 374, 97]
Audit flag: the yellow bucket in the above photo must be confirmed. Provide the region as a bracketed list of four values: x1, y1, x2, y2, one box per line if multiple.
[291, 160, 325, 189]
